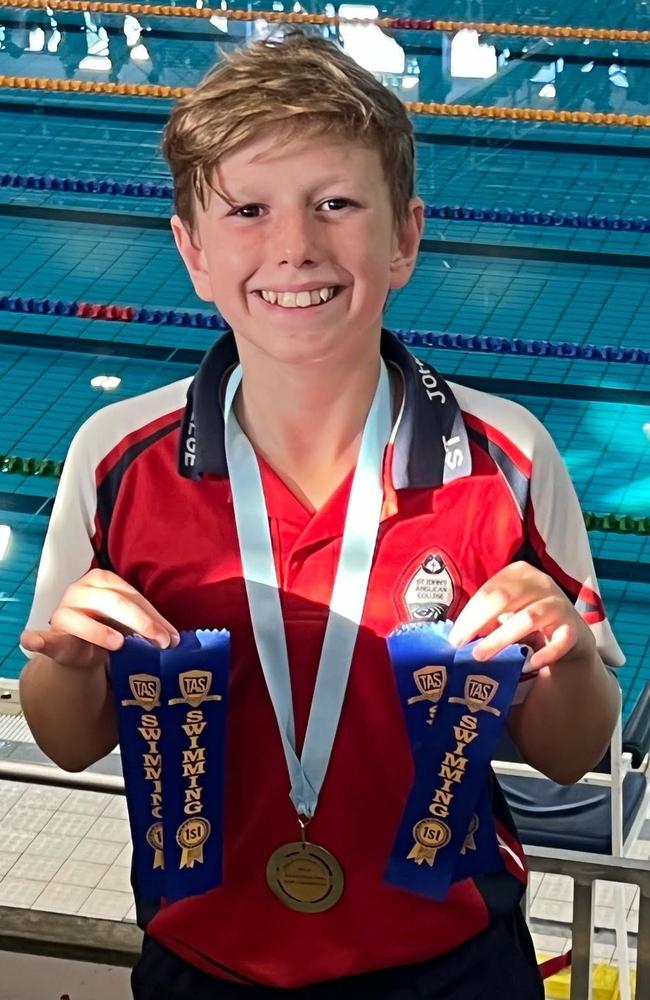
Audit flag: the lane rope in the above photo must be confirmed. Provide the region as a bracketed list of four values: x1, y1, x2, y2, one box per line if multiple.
[1, 75, 650, 127]
[1, 451, 648, 535]
[2, 1, 650, 43]
[3, 173, 650, 233]
[1, 294, 648, 365]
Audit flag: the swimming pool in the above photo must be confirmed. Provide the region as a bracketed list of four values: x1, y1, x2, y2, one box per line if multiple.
[0, 0, 648, 713]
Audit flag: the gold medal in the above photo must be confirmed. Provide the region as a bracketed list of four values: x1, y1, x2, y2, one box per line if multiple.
[266, 839, 344, 913]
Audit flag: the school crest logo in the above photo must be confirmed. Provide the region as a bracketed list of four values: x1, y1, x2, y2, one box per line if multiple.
[401, 550, 458, 623]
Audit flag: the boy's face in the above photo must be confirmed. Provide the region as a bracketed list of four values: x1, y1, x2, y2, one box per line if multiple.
[172, 129, 423, 367]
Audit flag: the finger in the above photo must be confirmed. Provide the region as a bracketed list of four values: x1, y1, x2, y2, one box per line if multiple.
[473, 606, 578, 665]
[49, 607, 128, 651]
[471, 600, 556, 661]
[62, 587, 176, 648]
[495, 612, 545, 649]
[528, 623, 577, 670]
[20, 629, 46, 653]
[448, 563, 554, 647]
[73, 571, 179, 642]
[21, 627, 115, 667]
[449, 586, 529, 647]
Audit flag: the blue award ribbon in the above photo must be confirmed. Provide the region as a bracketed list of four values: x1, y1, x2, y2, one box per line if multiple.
[446, 641, 520, 887]
[159, 629, 230, 902]
[110, 636, 166, 901]
[451, 785, 497, 885]
[110, 629, 230, 904]
[386, 622, 526, 901]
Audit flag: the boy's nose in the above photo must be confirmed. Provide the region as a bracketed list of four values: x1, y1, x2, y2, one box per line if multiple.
[275, 212, 319, 268]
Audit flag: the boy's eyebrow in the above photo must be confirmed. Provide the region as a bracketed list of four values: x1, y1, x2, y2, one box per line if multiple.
[213, 175, 366, 205]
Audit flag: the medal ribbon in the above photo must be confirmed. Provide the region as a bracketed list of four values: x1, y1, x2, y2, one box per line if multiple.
[223, 360, 392, 818]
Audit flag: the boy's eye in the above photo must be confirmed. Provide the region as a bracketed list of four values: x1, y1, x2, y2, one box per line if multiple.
[231, 204, 264, 218]
[229, 198, 352, 219]
[319, 198, 353, 212]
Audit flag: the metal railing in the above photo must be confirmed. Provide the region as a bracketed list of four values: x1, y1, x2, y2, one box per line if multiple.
[0, 904, 142, 967]
[0, 761, 137, 964]
[0, 759, 124, 794]
[526, 846, 650, 1000]
[0, 763, 649, 997]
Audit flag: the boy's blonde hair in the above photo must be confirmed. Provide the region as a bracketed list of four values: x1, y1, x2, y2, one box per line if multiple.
[162, 31, 415, 234]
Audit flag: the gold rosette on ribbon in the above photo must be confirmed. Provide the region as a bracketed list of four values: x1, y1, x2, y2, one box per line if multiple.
[408, 818, 451, 866]
[176, 817, 211, 868]
[146, 822, 165, 870]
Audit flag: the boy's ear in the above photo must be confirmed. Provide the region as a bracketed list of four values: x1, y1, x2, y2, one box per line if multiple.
[389, 197, 425, 290]
[170, 214, 214, 302]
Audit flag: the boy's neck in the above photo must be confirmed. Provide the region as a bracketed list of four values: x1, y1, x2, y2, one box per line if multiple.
[232, 333, 388, 511]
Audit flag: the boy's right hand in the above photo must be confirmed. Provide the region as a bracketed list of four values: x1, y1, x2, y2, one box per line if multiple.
[20, 569, 180, 671]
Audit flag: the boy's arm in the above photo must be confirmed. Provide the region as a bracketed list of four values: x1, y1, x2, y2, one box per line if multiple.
[506, 632, 620, 784]
[449, 561, 620, 784]
[20, 650, 116, 773]
[20, 570, 179, 772]
[19, 416, 178, 772]
[448, 415, 624, 784]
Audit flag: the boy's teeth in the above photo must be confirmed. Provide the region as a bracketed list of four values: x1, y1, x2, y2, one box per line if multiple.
[261, 287, 335, 308]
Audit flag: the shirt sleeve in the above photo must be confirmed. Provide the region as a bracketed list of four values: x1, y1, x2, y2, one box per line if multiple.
[22, 419, 100, 654]
[21, 376, 191, 656]
[512, 417, 625, 704]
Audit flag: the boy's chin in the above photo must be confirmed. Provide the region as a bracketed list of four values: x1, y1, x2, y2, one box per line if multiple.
[235, 324, 368, 367]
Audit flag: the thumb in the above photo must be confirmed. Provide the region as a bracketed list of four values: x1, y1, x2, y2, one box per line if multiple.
[21, 629, 115, 670]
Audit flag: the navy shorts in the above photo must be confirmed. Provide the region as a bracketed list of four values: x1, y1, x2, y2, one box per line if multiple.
[131, 908, 544, 999]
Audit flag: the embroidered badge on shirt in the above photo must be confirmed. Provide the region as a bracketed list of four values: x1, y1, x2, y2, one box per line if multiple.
[400, 550, 459, 623]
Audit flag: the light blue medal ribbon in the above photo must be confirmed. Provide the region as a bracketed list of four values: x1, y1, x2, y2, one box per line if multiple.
[223, 361, 392, 821]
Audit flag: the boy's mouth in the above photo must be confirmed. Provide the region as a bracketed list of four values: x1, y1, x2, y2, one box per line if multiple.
[255, 286, 342, 309]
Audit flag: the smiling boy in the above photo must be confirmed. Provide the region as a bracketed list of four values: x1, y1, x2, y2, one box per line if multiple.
[20, 32, 622, 1000]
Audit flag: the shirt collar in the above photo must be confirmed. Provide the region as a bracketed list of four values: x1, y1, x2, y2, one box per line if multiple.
[178, 329, 472, 489]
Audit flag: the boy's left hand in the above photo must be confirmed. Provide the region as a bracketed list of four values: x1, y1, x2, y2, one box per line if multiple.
[448, 560, 597, 671]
